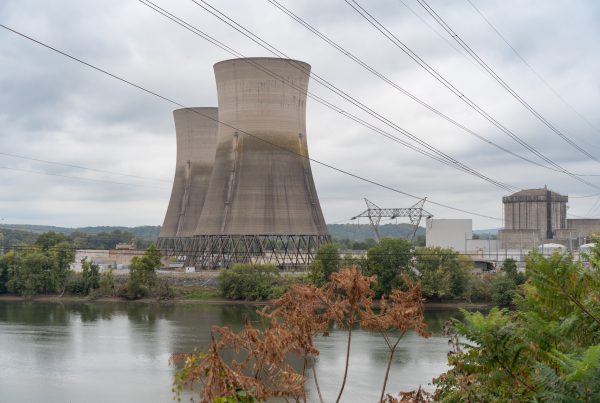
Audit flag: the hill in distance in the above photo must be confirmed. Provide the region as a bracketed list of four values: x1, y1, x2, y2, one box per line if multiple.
[0, 223, 425, 243]
[327, 223, 424, 242]
[0, 224, 161, 239]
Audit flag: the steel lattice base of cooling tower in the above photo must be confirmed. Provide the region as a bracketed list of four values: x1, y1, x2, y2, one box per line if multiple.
[156, 236, 194, 262]
[159, 234, 331, 270]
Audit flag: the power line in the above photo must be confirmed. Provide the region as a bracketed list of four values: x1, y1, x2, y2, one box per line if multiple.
[265, 0, 600, 179]
[571, 192, 600, 199]
[397, 0, 476, 67]
[415, 0, 599, 163]
[141, 0, 516, 192]
[0, 151, 171, 182]
[0, 23, 502, 220]
[465, 0, 600, 148]
[344, 0, 600, 190]
[0, 165, 168, 189]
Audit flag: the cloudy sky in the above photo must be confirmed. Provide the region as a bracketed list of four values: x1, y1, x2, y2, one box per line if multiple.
[1, 0, 600, 230]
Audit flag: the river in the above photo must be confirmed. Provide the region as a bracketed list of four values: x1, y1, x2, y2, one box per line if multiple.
[0, 301, 466, 402]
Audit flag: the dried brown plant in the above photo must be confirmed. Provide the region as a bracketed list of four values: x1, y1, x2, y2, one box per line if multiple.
[361, 275, 431, 402]
[383, 386, 434, 402]
[172, 267, 431, 403]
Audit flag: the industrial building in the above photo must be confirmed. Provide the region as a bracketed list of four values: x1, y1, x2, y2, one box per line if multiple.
[425, 218, 472, 252]
[158, 58, 330, 269]
[426, 187, 598, 268]
[499, 187, 599, 249]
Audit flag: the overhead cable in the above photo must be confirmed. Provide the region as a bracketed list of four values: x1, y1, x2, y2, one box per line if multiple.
[141, 0, 516, 192]
[344, 0, 600, 190]
[0, 151, 171, 182]
[0, 23, 502, 220]
[265, 0, 598, 178]
[415, 0, 599, 162]
[465, 0, 600, 148]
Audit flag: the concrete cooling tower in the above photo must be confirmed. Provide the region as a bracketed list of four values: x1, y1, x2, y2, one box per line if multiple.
[157, 107, 218, 253]
[190, 57, 330, 268]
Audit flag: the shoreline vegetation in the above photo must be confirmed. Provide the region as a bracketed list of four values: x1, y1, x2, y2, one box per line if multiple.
[1, 230, 598, 401]
[0, 235, 525, 306]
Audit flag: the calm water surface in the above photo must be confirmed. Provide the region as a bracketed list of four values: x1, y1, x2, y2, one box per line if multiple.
[0, 301, 466, 402]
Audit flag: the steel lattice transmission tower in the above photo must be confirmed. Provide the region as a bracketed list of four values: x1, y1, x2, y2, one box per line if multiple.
[351, 198, 432, 244]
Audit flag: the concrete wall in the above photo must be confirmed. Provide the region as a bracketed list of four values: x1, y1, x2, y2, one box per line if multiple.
[567, 219, 600, 238]
[499, 229, 542, 250]
[71, 250, 112, 272]
[467, 239, 499, 253]
[503, 194, 567, 235]
[71, 249, 149, 272]
[160, 107, 218, 238]
[426, 218, 472, 252]
[195, 58, 328, 236]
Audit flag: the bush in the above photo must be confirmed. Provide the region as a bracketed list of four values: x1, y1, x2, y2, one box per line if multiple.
[65, 275, 87, 295]
[98, 269, 115, 295]
[89, 269, 116, 299]
[152, 279, 175, 301]
[468, 274, 493, 302]
[125, 276, 147, 300]
[491, 274, 517, 306]
[218, 264, 282, 300]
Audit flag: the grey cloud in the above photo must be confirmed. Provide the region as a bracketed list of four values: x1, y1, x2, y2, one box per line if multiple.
[0, 0, 599, 229]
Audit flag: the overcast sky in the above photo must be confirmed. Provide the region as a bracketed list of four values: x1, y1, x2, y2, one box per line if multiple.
[1, 0, 600, 230]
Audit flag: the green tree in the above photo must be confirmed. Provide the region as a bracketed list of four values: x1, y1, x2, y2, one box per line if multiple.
[127, 245, 162, 299]
[364, 238, 412, 297]
[35, 231, 68, 251]
[414, 247, 452, 300]
[308, 243, 340, 286]
[49, 242, 75, 294]
[0, 251, 14, 294]
[7, 251, 53, 296]
[81, 258, 100, 294]
[434, 247, 600, 401]
[502, 257, 526, 285]
[414, 247, 473, 300]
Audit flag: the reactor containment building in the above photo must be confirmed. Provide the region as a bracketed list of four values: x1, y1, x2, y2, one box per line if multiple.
[158, 58, 330, 268]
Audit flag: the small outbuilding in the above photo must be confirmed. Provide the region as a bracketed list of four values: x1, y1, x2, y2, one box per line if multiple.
[537, 243, 566, 255]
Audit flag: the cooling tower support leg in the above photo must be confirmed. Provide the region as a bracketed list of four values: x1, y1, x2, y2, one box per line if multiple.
[185, 234, 331, 270]
[156, 236, 196, 262]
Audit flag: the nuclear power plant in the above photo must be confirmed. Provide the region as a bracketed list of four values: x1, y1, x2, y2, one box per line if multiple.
[499, 187, 600, 249]
[158, 58, 330, 268]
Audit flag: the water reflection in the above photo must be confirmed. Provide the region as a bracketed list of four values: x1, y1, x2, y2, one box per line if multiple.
[0, 301, 465, 403]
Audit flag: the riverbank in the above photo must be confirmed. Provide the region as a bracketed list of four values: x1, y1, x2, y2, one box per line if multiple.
[0, 294, 493, 309]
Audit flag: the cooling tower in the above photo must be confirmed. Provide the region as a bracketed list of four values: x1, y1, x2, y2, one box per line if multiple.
[191, 58, 330, 268]
[157, 107, 218, 253]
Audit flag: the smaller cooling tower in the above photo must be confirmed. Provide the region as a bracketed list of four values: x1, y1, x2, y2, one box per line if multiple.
[157, 107, 218, 253]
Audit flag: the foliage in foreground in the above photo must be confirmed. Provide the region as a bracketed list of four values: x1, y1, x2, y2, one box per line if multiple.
[434, 242, 600, 402]
[173, 268, 430, 403]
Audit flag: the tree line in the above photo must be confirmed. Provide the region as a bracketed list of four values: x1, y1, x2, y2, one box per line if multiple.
[0, 232, 166, 300]
[0, 229, 154, 251]
[216, 238, 523, 305]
